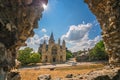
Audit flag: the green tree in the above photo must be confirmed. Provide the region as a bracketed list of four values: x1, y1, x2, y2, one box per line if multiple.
[18, 47, 41, 65]
[18, 47, 33, 65]
[66, 50, 73, 60]
[89, 40, 108, 61]
[29, 53, 41, 63]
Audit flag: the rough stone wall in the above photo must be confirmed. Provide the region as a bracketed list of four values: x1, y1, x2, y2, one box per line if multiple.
[0, 0, 48, 80]
[84, 0, 120, 64]
[56, 67, 120, 80]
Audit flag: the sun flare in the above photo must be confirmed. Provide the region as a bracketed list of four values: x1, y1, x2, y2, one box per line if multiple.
[42, 4, 47, 10]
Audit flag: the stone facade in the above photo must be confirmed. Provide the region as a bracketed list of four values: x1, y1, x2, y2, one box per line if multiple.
[84, 0, 120, 64]
[38, 33, 66, 63]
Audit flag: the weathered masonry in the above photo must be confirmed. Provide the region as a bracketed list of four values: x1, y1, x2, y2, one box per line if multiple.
[85, 0, 120, 64]
[0, 0, 48, 80]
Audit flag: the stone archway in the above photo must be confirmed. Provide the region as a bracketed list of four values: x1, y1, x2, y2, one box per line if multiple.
[0, 0, 120, 80]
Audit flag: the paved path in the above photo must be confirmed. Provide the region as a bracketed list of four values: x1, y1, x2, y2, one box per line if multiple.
[20, 63, 71, 70]
[19, 61, 103, 70]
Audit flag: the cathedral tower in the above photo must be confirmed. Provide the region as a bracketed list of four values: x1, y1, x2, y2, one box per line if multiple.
[49, 32, 55, 44]
[38, 33, 66, 63]
[62, 40, 66, 48]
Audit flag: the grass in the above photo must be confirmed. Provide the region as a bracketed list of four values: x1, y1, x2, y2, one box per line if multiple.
[19, 63, 104, 80]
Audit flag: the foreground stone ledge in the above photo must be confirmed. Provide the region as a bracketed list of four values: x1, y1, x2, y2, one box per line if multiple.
[51, 67, 120, 80]
[7, 72, 21, 80]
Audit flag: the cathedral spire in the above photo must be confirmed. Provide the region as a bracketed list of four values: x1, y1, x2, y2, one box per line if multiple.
[49, 32, 55, 43]
[50, 32, 54, 40]
[62, 40, 66, 47]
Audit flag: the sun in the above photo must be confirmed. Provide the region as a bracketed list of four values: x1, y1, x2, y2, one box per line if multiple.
[42, 4, 47, 10]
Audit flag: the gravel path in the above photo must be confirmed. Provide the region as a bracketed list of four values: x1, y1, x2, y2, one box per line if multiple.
[19, 61, 104, 70]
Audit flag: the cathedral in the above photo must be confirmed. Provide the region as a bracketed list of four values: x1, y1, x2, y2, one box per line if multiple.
[38, 33, 66, 63]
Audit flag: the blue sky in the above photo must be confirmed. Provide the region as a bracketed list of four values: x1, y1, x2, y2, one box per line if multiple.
[25, 0, 102, 52]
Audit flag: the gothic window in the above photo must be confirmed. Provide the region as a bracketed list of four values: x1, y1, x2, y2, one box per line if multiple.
[52, 46, 57, 54]
[46, 45, 48, 51]
[53, 57, 56, 62]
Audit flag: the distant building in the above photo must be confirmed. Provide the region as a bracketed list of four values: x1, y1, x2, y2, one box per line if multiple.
[75, 48, 90, 62]
[38, 33, 66, 63]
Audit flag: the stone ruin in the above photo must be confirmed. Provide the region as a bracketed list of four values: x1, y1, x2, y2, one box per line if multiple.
[0, 0, 120, 80]
[0, 0, 48, 80]
[85, 0, 120, 64]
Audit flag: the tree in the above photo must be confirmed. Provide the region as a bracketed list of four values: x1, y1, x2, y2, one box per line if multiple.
[18, 47, 41, 65]
[29, 53, 41, 63]
[18, 47, 33, 65]
[66, 50, 73, 60]
[89, 40, 108, 61]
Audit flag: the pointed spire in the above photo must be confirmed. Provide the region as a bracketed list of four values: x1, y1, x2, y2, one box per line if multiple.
[49, 32, 55, 43]
[62, 40, 66, 46]
[50, 32, 54, 40]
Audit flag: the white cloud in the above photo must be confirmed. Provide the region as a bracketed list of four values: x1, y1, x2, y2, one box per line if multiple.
[61, 23, 101, 52]
[68, 35, 101, 52]
[41, 28, 47, 33]
[26, 34, 41, 45]
[20, 34, 49, 52]
[38, 34, 49, 44]
[62, 23, 92, 42]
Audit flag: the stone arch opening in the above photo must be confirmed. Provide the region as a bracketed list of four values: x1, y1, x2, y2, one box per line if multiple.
[0, 0, 120, 80]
